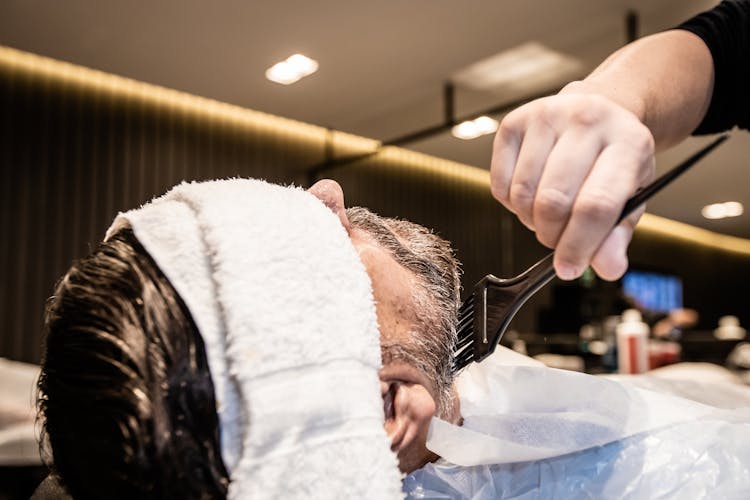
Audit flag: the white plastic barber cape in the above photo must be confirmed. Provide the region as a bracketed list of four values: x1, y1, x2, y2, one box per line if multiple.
[406, 347, 750, 499]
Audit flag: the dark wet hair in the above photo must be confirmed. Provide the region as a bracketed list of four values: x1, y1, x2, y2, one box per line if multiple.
[37, 227, 229, 499]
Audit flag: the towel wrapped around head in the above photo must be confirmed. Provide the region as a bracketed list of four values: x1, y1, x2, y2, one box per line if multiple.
[107, 178, 402, 499]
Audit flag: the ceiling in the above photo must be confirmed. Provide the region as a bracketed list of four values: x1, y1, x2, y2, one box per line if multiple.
[2, 0, 748, 238]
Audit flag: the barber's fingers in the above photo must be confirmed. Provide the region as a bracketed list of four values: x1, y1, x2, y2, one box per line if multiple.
[490, 108, 523, 207]
[506, 121, 557, 230]
[532, 130, 603, 248]
[553, 143, 654, 280]
[590, 213, 641, 281]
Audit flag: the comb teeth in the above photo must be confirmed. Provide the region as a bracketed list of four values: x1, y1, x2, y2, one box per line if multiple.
[456, 297, 474, 330]
[452, 343, 474, 373]
[452, 295, 476, 373]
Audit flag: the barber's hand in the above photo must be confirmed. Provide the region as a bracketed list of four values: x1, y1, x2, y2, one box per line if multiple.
[491, 90, 656, 281]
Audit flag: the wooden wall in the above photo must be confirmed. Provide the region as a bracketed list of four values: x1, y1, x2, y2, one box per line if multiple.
[0, 46, 334, 362]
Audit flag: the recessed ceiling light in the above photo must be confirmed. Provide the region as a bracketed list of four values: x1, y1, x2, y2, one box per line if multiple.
[701, 201, 744, 219]
[452, 42, 580, 91]
[266, 54, 319, 85]
[451, 115, 499, 140]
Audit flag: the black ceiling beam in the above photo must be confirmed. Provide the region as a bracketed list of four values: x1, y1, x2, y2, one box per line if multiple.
[306, 85, 561, 185]
[444, 82, 456, 126]
[383, 87, 559, 148]
[626, 10, 639, 43]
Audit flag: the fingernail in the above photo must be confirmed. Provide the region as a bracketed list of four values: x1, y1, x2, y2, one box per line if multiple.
[557, 262, 579, 280]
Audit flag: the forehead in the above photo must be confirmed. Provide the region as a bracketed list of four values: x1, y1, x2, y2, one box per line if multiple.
[349, 227, 420, 343]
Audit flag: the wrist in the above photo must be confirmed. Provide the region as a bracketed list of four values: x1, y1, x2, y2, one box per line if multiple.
[559, 79, 648, 126]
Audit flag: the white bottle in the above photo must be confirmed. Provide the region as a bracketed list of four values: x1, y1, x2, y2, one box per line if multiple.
[617, 309, 649, 374]
[714, 315, 747, 340]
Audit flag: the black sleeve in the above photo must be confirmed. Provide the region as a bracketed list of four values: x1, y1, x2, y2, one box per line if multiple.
[676, 0, 750, 134]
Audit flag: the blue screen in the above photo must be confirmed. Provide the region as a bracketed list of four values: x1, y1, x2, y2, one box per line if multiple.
[622, 270, 682, 313]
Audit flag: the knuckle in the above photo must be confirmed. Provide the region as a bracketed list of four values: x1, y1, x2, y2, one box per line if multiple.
[534, 188, 573, 221]
[537, 98, 554, 119]
[628, 124, 655, 157]
[509, 181, 535, 208]
[573, 192, 621, 223]
[490, 181, 507, 203]
[498, 112, 523, 137]
[505, 96, 561, 133]
[536, 230, 559, 250]
[494, 120, 520, 151]
[569, 96, 606, 127]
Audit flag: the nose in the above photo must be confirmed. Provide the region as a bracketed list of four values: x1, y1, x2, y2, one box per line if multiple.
[309, 179, 351, 233]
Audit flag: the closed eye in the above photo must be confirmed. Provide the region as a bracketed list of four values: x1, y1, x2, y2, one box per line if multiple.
[383, 383, 396, 420]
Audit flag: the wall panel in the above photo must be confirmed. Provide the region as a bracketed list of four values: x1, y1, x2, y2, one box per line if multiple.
[0, 47, 333, 362]
[2, 45, 749, 364]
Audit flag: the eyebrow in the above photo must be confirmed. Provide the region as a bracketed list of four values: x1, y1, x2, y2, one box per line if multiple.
[380, 341, 435, 382]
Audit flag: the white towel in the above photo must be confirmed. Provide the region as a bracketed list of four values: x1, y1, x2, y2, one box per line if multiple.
[107, 179, 402, 499]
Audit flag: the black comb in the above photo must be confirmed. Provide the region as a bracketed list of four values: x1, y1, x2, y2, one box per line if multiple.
[452, 134, 729, 374]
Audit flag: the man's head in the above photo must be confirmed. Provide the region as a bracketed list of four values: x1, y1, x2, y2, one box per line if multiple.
[39, 179, 462, 499]
[309, 179, 462, 472]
